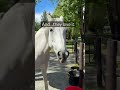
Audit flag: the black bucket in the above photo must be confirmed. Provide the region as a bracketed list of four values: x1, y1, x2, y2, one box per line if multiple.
[68, 66, 80, 86]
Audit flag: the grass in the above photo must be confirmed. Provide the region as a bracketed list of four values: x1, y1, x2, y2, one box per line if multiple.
[66, 44, 74, 54]
[66, 64, 79, 68]
[66, 44, 73, 48]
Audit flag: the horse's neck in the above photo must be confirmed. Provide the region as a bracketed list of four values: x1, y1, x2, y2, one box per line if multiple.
[35, 27, 50, 55]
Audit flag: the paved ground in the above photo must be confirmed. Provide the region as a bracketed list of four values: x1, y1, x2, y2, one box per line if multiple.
[35, 53, 75, 90]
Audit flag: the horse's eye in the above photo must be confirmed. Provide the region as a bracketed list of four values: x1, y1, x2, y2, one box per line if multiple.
[50, 29, 53, 32]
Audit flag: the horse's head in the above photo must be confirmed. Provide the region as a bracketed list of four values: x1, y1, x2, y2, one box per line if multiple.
[47, 14, 69, 63]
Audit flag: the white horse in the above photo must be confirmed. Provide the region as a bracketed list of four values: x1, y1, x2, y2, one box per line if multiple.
[35, 14, 69, 90]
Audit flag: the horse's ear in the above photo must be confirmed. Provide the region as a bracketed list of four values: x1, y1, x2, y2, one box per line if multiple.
[60, 16, 64, 21]
[47, 14, 52, 21]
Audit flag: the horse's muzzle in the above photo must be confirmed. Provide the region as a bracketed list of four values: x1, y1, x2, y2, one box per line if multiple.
[57, 50, 69, 63]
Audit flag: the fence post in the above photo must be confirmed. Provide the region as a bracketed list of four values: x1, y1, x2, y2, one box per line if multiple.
[79, 42, 85, 88]
[88, 43, 91, 63]
[95, 37, 102, 87]
[106, 39, 117, 90]
[74, 39, 78, 64]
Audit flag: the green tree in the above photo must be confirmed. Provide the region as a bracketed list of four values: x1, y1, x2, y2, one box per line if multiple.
[41, 11, 48, 22]
[35, 11, 48, 31]
[52, 0, 82, 40]
[35, 0, 41, 3]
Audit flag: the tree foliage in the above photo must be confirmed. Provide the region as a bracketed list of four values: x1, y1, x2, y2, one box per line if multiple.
[52, 0, 83, 39]
[41, 11, 48, 22]
[35, 0, 41, 3]
[35, 11, 48, 31]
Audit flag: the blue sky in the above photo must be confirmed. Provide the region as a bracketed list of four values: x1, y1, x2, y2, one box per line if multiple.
[35, 0, 58, 22]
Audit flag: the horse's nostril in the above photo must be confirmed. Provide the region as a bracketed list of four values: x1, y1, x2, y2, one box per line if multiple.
[58, 51, 61, 56]
[58, 51, 69, 59]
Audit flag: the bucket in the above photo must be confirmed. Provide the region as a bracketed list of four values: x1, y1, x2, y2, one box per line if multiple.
[68, 66, 80, 86]
[65, 86, 83, 90]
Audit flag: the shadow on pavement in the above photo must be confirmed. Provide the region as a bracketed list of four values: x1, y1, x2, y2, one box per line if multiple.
[48, 72, 69, 90]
